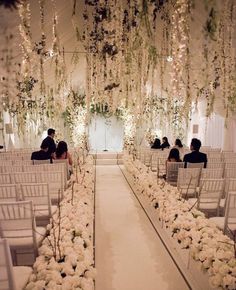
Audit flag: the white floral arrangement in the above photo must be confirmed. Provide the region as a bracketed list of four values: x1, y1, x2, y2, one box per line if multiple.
[123, 154, 236, 290]
[25, 156, 96, 290]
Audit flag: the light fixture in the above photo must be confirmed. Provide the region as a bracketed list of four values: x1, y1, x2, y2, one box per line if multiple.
[167, 56, 173, 62]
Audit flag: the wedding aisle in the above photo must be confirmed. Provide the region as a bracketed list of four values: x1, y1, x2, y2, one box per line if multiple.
[95, 165, 189, 290]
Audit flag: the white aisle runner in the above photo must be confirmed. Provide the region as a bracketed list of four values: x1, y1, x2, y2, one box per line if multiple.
[95, 165, 189, 290]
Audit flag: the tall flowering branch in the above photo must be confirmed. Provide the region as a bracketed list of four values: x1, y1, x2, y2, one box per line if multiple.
[18, 0, 34, 76]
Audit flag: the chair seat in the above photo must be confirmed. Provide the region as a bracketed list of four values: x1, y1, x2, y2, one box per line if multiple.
[210, 217, 224, 230]
[35, 205, 57, 217]
[13, 266, 32, 290]
[188, 198, 219, 210]
[6, 227, 46, 248]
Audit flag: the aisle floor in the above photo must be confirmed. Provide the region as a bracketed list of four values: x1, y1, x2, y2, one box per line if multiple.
[95, 165, 189, 290]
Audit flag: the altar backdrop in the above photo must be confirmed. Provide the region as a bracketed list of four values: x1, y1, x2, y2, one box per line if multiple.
[88, 116, 124, 152]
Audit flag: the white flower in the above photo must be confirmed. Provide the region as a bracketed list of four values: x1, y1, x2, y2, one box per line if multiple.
[222, 274, 236, 290]
[209, 273, 223, 288]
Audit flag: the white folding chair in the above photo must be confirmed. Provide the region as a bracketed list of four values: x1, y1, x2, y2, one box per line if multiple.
[177, 168, 201, 198]
[189, 179, 224, 216]
[0, 185, 19, 202]
[0, 173, 11, 184]
[150, 153, 158, 172]
[51, 160, 69, 182]
[157, 157, 167, 177]
[0, 238, 32, 290]
[39, 171, 64, 204]
[220, 178, 236, 214]
[21, 183, 57, 226]
[166, 162, 184, 186]
[210, 192, 236, 236]
[201, 168, 224, 179]
[0, 201, 46, 265]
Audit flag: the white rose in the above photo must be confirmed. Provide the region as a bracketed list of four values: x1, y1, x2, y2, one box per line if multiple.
[222, 274, 236, 290]
[209, 273, 223, 288]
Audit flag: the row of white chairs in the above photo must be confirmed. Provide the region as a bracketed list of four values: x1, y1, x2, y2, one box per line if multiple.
[150, 157, 236, 177]
[0, 172, 64, 204]
[165, 162, 236, 183]
[0, 162, 68, 184]
[0, 183, 57, 225]
[0, 153, 32, 161]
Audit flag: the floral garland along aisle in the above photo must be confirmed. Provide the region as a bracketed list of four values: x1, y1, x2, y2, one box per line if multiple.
[25, 155, 96, 290]
[123, 154, 236, 290]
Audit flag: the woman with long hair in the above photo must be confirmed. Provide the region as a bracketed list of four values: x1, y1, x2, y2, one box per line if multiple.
[167, 148, 182, 162]
[55, 141, 73, 165]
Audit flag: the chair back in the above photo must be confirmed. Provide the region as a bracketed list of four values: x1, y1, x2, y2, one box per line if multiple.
[39, 171, 64, 202]
[166, 162, 184, 186]
[0, 239, 17, 290]
[2, 165, 23, 173]
[224, 192, 236, 233]
[207, 162, 224, 169]
[0, 173, 11, 184]
[0, 185, 18, 202]
[201, 168, 224, 179]
[51, 161, 69, 181]
[0, 201, 37, 255]
[198, 179, 224, 214]
[186, 162, 205, 169]
[33, 159, 50, 165]
[21, 183, 51, 217]
[177, 168, 201, 197]
[224, 168, 236, 179]
[157, 157, 167, 177]
[22, 164, 44, 172]
[12, 172, 38, 184]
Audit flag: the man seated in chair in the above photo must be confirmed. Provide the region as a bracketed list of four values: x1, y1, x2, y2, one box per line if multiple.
[31, 140, 50, 161]
[183, 138, 207, 168]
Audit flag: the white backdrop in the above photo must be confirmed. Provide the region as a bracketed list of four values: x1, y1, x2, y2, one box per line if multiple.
[88, 115, 124, 151]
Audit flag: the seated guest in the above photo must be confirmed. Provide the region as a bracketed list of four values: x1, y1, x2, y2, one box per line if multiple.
[183, 138, 207, 168]
[160, 136, 170, 150]
[174, 138, 183, 149]
[42, 128, 56, 159]
[151, 138, 161, 149]
[31, 140, 50, 161]
[55, 141, 73, 166]
[167, 148, 182, 162]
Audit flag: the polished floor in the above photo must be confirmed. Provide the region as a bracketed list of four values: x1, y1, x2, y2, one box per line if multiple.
[95, 165, 189, 290]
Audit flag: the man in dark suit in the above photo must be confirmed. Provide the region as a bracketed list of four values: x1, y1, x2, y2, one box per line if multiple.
[31, 140, 50, 161]
[42, 128, 56, 159]
[183, 138, 207, 168]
